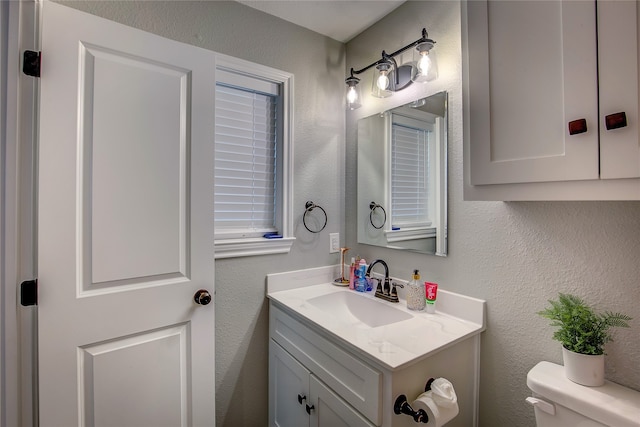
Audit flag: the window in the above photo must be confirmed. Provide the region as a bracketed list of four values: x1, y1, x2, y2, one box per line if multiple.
[214, 57, 294, 258]
[215, 81, 277, 236]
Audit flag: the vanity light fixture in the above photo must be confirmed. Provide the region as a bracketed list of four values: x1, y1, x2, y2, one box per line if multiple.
[345, 28, 436, 110]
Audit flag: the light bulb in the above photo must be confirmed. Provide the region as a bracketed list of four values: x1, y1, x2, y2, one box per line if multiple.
[347, 86, 358, 104]
[377, 72, 390, 91]
[417, 52, 431, 75]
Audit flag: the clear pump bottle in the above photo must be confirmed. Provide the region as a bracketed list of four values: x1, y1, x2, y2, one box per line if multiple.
[406, 269, 426, 311]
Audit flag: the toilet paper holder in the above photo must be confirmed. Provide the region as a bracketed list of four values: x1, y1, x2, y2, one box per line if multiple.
[393, 378, 435, 424]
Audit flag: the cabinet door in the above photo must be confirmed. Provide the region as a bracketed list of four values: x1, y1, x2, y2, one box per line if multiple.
[465, 0, 599, 185]
[309, 376, 375, 427]
[269, 341, 310, 427]
[598, 0, 640, 179]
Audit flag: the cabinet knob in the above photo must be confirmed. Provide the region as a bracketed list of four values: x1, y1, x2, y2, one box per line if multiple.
[605, 112, 627, 130]
[305, 404, 315, 414]
[568, 119, 587, 135]
[297, 394, 306, 404]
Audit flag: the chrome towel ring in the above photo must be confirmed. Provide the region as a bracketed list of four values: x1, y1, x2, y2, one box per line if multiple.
[303, 201, 327, 233]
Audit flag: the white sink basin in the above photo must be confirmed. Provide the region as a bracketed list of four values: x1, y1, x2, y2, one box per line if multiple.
[307, 291, 412, 327]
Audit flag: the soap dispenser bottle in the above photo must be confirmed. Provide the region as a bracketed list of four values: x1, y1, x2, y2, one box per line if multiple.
[406, 269, 426, 311]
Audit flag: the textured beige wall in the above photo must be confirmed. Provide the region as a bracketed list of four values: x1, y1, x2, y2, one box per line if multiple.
[346, 2, 640, 427]
[59, 2, 346, 425]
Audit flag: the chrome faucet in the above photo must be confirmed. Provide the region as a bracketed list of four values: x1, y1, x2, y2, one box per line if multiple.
[366, 259, 403, 303]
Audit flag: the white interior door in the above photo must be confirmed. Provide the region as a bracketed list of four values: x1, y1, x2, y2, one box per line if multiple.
[38, 2, 215, 426]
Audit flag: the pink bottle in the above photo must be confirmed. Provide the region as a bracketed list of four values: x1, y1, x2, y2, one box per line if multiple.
[348, 257, 356, 290]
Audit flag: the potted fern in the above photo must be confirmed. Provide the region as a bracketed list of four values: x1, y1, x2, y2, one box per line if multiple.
[538, 293, 631, 386]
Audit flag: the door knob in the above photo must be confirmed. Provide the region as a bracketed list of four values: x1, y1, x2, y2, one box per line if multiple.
[194, 289, 212, 305]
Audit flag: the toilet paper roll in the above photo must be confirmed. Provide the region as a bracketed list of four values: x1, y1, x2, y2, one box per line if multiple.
[430, 378, 458, 408]
[411, 392, 459, 427]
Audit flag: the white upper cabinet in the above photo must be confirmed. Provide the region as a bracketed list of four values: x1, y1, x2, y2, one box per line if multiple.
[463, 0, 640, 200]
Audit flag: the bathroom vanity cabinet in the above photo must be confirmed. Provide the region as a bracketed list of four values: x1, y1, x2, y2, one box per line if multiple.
[268, 305, 480, 427]
[267, 275, 485, 427]
[463, 0, 640, 200]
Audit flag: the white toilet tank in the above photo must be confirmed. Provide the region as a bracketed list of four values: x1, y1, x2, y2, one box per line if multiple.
[526, 361, 640, 427]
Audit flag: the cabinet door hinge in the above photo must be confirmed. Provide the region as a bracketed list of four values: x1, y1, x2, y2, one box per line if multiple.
[20, 279, 38, 306]
[23, 50, 41, 77]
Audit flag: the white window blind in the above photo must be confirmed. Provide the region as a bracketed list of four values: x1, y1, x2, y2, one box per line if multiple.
[215, 82, 278, 237]
[391, 121, 430, 227]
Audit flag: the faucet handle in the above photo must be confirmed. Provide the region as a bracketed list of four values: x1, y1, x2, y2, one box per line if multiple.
[374, 279, 383, 294]
[391, 282, 404, 299]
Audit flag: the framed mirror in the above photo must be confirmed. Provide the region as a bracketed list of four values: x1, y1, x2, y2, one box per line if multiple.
[357, 91, 447, 256]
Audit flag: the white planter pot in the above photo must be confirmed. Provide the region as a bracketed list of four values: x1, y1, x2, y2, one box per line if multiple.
[562, 346, 605, 387]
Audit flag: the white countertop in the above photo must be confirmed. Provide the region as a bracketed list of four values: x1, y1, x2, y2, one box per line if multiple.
[266, 266, 486, 370]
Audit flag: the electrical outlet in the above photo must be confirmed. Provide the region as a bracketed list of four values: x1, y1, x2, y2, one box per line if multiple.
[329, 233, 340, 253]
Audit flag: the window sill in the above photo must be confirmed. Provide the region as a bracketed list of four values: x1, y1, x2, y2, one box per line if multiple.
[214, 237, 295, 259]
[385, 227, 436, 243]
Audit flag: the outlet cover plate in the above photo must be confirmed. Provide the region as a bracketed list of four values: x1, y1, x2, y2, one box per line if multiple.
[329, 233, 340, 253]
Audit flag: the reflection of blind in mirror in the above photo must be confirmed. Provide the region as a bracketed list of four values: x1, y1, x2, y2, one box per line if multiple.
[391, 122, 430, 227]
[214, 83, 278, 234]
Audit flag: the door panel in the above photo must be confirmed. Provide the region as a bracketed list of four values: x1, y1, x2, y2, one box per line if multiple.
[83, 42, 190, 288]
[79, 325, 188, 427]
[269, 341, 310, 427]
[466, 0, 599, 185]
[310, 376, 374, 427]
[38, 3, 215, 426]
[597, 0, 640, 179]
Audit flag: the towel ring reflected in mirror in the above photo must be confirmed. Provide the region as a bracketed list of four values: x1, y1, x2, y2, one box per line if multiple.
[303, 201, 327, 233]
[369, 201, 386, 229]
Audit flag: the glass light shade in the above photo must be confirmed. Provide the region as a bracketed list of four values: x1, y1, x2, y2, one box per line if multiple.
[411, 41, 437, 83]
[345, 78, 362, 110]
[371, 61, 395, 98]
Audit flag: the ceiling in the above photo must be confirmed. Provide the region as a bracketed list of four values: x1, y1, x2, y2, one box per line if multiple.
[237, 1, 406, 43]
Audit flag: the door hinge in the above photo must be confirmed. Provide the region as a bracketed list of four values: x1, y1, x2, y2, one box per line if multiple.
[23, 50, 41, 77]
[20, 279, 38, 306]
